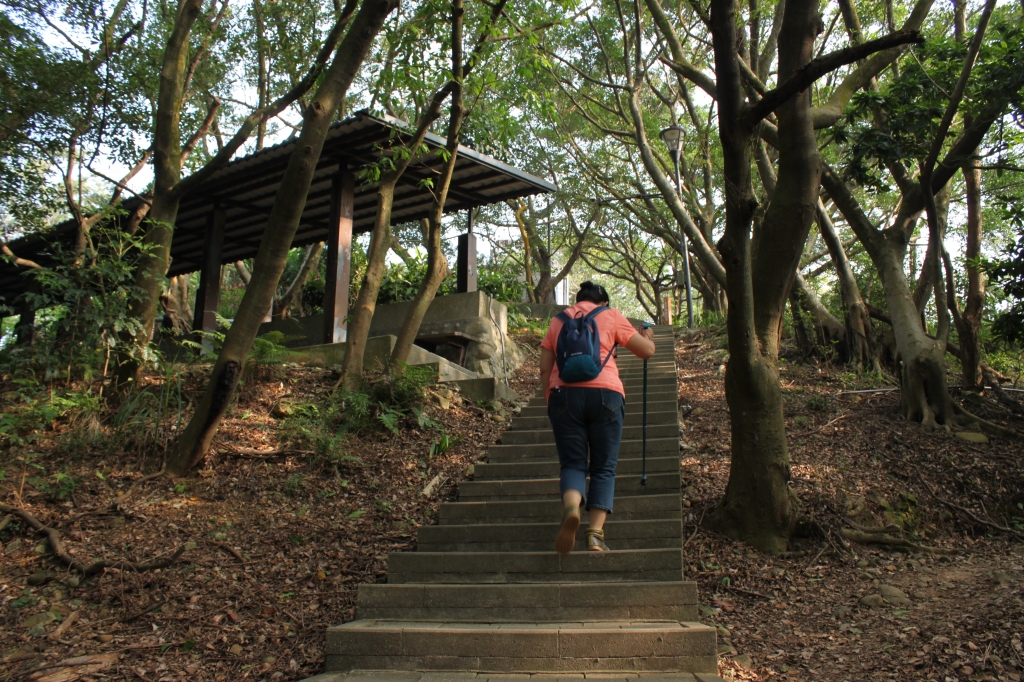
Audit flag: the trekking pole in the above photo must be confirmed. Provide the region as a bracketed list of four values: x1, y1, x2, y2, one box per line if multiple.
[641, 322, 650, 486]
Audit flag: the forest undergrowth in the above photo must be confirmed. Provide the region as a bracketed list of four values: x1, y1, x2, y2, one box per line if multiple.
[0, 338, 541, 682]
[1, 329, 1022, 682]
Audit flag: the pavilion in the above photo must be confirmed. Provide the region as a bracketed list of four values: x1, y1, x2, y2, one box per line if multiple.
[0, 111, 555, 345]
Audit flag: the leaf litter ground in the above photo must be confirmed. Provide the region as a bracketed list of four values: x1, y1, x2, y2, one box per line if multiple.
[1, 330, 1022, 682]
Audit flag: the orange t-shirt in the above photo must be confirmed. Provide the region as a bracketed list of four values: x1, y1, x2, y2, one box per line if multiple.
[540, 301, 640, 400]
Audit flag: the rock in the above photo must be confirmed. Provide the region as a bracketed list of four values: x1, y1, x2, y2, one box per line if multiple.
[229, 644, 243, 655]
[682, 499, 691, 508]
[912, 591, 928, 601]
[66, 576, 80, 588]
[879, 584, 907, 599]
[832, 605, 852, 620]
[717, 643, 737, 655]
[888, 596, 912, 606]
[271, 399, 296, 418]
[955, 431, 988, 443]
[33, 543, 49, 555]
[856, 559, 870, 568]
[23, 612, 56, 629]
[262, 655, 278, 664]
[716, 625, 732, 638]
[859, 594, 885, 608]
[732, 653, 753, 669]
[26, 625, 47, 638]
[690, 407, 705, 417]
[489, 414, 505, 423]
[211, 531, 228, 541]
[98, 634, 113, 643]
[5, 538, 21, 553]
[690, 497, 703, 505]
[464, 464, 475, 478]
[435, 393, 451, 410]
[993, 571, 1013, 588]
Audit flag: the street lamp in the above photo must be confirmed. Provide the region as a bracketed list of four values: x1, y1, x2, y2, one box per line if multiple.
[659, 124, 693, 328]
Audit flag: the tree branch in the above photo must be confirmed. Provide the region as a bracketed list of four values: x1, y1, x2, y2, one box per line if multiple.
[745, 30, 923, 126]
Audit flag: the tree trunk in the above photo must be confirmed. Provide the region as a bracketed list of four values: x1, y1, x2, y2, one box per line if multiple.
[792, 272, 847, 358]
[341, 183, 397, 384]
[340, 76, 465, 387]
[513, 201, 536, 303]
[166, 0, 398, 476]
[274, 243, 322, 319]
[390, 0, 474, 368]
[816, 200, 877, 370]
[702, 0, 825, 554]
[955, 150, 984, 387]
[234, 261, 252, 285]
[390, 213, 453, 366]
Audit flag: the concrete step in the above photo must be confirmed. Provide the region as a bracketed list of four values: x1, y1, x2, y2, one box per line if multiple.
[324, 620, 717, 674]
[438, 494, 681, 525]
[356, 581, 697, 622]
[501, 423, 678, 445]
[474, 455, 679, 480]
[485, 437, 679, 463]
[509, 410, 678, 431]
[526, 391, 676, 407]
[306, 672, 724, 681]
[387, 549, 684, 584]
[459, 472, 679, 501]
[518, 400, 678, 418]
[417, 519, 683, 553]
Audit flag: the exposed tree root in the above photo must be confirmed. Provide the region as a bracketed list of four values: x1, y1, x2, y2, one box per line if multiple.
[915, 467, 1024, 540]
[983, 370, 1023, 416]
[223, 447, 314, 459]
[0, 503, 189, 576]
[840, 528, 956, 555]
[211, 540, 245, 563]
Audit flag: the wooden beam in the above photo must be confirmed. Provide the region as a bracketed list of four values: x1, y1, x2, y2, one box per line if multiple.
[192, 206, 226, 352]
[323, 167, 355, 344]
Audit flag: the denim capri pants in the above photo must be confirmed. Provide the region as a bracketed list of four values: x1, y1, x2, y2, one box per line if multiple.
[546, 386, 626, 512]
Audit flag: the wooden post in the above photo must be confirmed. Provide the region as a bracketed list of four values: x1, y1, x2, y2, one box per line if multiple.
[193, 206, 227, 353]
[457, 209, 477, 293]
[662, 295, 673, 326]
[324, 168, 355, 344]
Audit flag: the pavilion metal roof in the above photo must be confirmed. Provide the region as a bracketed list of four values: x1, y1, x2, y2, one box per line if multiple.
[0, 111, 556, 304]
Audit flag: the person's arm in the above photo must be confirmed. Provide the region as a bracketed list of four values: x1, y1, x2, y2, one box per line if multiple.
[540, 347, 555, 401]
[624, 326, 656, 359]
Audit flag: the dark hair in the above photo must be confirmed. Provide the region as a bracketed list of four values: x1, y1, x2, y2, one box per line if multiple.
[576, 281, 610, 305]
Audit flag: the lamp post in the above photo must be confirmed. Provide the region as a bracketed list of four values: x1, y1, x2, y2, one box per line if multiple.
[659, 123, 693, 328]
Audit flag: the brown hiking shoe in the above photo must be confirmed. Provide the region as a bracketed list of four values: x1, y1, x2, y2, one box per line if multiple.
[586, 528, 608, 551]
[555, 504, 581, 555]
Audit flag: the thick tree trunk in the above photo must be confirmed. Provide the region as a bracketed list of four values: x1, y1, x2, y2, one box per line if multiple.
[816, 200, 877, 370]
[166, 0, 398, 476]
[703, 0, 826, 554]
[513, 201, 536, 303]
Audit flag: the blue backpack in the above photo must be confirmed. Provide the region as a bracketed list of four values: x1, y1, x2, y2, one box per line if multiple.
[555, 306, 616, 383]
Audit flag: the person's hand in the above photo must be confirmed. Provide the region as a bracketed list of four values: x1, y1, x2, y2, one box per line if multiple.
[639, 326, 654, 341]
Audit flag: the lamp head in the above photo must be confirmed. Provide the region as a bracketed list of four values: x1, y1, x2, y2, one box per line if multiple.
[659, 124, 684, 158]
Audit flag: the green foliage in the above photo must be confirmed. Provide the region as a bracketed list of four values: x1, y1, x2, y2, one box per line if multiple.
[985, 199, 1024, 346]
[478, 259, 527, 303]
[1, 222, 151, 383]
[428, 432, 462, 458]
[377, 253, 456, 305]
[281, 366, 437, 466]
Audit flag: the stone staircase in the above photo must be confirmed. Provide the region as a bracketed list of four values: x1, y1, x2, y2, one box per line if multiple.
[307, 325, 723, 681]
